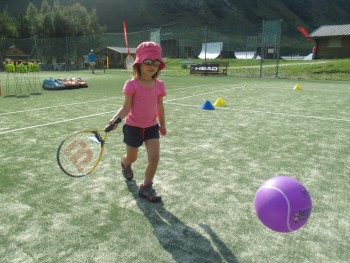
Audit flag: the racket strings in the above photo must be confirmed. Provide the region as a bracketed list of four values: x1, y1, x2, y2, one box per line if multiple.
[126, 55, 134, 71]
[58, 131, 103, 176]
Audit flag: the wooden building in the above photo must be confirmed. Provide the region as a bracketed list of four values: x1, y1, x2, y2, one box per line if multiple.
[4, 46, 29, 62]
[309, 24, 350, 59]
[99, 47, 136, 68]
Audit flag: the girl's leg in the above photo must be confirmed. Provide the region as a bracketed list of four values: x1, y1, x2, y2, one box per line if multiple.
[121, 145, 138, 180]
[143, 138, 160, 183]
[122, 145, 138, 166]
[139, 138, 161, 202]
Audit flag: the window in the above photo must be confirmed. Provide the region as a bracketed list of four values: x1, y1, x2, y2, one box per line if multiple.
[328, 37, 342, 47]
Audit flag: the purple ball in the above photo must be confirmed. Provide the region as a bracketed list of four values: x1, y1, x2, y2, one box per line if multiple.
[254, 176, 312, 233]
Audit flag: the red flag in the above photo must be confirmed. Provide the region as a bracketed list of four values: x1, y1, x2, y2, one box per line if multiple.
[297, 26, 312, 41]
[123, 20, 130, 55]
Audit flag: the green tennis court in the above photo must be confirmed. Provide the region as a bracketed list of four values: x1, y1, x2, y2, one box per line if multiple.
[0, 70, 349, 262]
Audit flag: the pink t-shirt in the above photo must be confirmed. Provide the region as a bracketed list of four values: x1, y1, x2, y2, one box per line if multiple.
[123, 78, 166, 128]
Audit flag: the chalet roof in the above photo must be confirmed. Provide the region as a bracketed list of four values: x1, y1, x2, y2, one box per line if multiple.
[309, 24, 350, 37]
[5, 46, 29, 57]
[106, 46, 136, 54]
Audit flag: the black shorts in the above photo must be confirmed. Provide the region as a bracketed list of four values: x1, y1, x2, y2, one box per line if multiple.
[123, 124, 160, 148]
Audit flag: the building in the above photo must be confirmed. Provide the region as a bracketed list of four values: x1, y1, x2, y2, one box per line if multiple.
[99, 47, 136, 68]
[309, 24, 350, 59]
[4, 46, 29, 62]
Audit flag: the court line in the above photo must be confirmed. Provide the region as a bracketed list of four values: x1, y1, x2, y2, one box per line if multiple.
[254, 85, 350, 93]
[165, 86, 241, 102]
[0, 111, 115, 135]
[166, 102, 350, 123]
[0, 86, 241, 135]
[2, 84, 348, 135]
[0, 84, 215, 116]
[4, 80, 347, 117]
[0, 97, 120, 116]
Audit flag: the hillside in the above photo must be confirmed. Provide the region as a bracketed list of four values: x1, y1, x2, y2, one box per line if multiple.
[1, 0, 350, 33]
[1, 0, 350, 55]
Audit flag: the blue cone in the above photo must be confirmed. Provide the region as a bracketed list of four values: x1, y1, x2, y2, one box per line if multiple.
[201, 100, 215, 110]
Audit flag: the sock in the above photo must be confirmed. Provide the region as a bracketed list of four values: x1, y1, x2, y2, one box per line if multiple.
[143, 180, 153, 186]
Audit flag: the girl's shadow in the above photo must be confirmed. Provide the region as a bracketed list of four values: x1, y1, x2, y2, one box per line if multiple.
[126, 180, 238, 263]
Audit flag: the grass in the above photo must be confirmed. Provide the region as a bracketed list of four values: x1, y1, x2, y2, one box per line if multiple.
[0, 69, 349, 262]
[162, 58, 350, 80]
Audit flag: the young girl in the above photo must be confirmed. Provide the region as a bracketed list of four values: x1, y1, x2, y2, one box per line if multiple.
[109, 41, 167, 203]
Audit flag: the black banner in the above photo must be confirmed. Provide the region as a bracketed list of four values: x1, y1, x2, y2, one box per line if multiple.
[190, 63, 219, 73]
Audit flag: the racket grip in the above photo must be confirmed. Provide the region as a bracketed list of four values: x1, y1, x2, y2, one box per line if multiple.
[105, 117, 122, 132]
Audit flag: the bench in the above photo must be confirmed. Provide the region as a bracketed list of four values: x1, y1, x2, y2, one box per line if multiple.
[190, 62, 229, 75]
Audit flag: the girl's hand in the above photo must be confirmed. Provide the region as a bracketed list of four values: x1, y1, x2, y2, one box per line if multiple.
[160, 125, 167, 136]
[108, 119, 118, 131]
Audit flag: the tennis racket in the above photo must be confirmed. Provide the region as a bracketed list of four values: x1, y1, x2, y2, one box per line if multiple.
[123, 20, 135, 71]
[56, 117, 122, 177]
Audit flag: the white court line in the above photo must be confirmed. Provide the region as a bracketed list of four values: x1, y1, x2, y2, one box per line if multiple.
[0, 86, 241, 135]
[0, 88, 238, 134]
[2, 93, 348, 136]
[0, 111, 115, 135]
[256, 85, 350, 93]
[2, 84, 348, 135]
[165, 86, 241, 102]
[0, 84, 215, 116]
[167, 84, 213, 91]
[0, 97, 120, 116]
[166, 102, 350, 123]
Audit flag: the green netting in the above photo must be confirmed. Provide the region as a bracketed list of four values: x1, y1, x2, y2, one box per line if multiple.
[262, 19, 282, 45]
[1, 22, 312, 72]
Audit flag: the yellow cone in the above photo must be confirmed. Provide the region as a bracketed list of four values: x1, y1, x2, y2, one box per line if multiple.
[293, 84, 302, 90]
[213, 97, 227, 107]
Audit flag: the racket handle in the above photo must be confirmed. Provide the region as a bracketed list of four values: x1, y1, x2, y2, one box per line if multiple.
[105, 117, 122, 132]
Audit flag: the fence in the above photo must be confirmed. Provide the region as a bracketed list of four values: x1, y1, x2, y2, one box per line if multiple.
[0, 23, 314, 72]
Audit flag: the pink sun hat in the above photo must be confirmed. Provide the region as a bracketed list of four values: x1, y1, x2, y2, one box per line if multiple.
[133, 41, 165, 70]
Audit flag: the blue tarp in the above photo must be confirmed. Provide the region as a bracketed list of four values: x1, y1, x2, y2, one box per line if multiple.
[43, 78, 88, 90]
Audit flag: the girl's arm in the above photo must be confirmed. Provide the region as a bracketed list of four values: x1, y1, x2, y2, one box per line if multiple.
[109, 94, 132, 123]
[157, 96, 167, 135]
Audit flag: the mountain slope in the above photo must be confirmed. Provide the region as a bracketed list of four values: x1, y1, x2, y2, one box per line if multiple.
[1, 0, 350, 54]
[1, 0, 349, 33]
